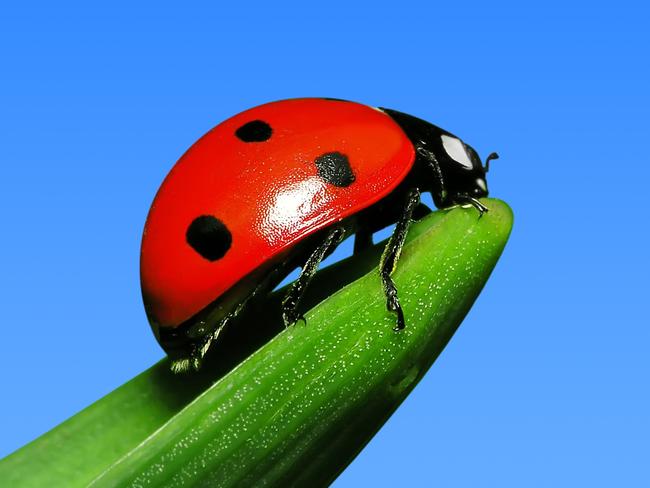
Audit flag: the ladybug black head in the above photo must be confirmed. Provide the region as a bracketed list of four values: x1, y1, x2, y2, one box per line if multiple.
[382, 108, 492, 209]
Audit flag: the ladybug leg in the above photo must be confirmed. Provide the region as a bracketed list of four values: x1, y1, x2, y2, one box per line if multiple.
[353, 228, 373, 254]
[187, 318, 229, 371]
[418, 147, 449, 207]
[174, 260, 293, 372]
[354, 203, 429, 257]
[380, 188, 421, 331]
[454, 194, 489, 217]
[282, 226, 346, 327]
[171, 316, 232, 372]
[413, 202, 432, 220]
[176, 297, 257, 372]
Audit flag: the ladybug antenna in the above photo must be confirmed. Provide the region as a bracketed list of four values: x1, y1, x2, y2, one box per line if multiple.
[484, 152, 499, 173]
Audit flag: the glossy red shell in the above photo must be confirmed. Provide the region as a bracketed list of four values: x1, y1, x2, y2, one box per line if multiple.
[140, 99, 415, 328]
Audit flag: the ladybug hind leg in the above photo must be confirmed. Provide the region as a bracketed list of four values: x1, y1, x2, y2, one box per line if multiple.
[380, 187, 421, 331]
[172, 304, 248, 373]
[171, 258, 293, 373]
[281, 226, 346, 327]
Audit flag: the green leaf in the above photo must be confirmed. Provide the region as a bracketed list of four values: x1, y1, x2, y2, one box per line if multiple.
[0, 199, 513, 487]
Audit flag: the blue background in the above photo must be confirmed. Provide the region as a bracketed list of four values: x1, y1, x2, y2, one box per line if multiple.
[1, 2, 648, 486]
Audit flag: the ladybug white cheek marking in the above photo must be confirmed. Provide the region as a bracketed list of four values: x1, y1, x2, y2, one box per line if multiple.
[476, 178, 487, 192]
[441, 134, 473, 169]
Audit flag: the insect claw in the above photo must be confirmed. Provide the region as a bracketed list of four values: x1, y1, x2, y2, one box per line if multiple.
[456, 195, 489, 217]
[283, 311, 306, 328]
[393, 307, 406, 332]
[468, 197, 489, 217]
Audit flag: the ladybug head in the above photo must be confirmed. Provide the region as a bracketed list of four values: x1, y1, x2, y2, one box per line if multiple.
[382, 108, 496, 209]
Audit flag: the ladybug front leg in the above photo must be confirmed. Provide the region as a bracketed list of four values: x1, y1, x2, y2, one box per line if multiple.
[380, 188, 421, 331]
[454, 194, 489, 217]
[282, 226, 346, 327]
[417, 146, 448, 208]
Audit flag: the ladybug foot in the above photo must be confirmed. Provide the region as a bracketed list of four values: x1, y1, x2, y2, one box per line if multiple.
[171, 347, 207, 373]
[170, 321, 227, 373]
[387, 296, 406, 332]
[282, 310, 306, 328]
[455, 195, 489, 218]
[469, 197, 489, 218]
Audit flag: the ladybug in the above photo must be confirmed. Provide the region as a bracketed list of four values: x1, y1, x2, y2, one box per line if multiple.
[140, 98, 497, 372]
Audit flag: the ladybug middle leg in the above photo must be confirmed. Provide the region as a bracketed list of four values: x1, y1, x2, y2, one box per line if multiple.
[353, 228, 373, 254]
[380, 187, 421, 331]
[412, 202, 432, 220]
[353, 203, 430, 257]
[282, 226, 347, 327]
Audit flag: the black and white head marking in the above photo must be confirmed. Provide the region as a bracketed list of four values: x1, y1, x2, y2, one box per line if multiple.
[440, 134, 474, 170]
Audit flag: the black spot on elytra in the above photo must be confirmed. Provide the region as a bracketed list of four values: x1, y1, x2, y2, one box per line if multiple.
[235, 120, 272, 142]
[314, 151, 355, 187]
[186, 215, 232, 261]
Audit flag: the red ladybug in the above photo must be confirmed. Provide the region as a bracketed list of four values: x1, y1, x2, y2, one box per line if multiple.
[140, 98, 496, 372]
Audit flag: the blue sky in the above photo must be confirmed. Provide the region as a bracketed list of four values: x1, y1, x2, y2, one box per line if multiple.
[1, 1, 648, 486]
